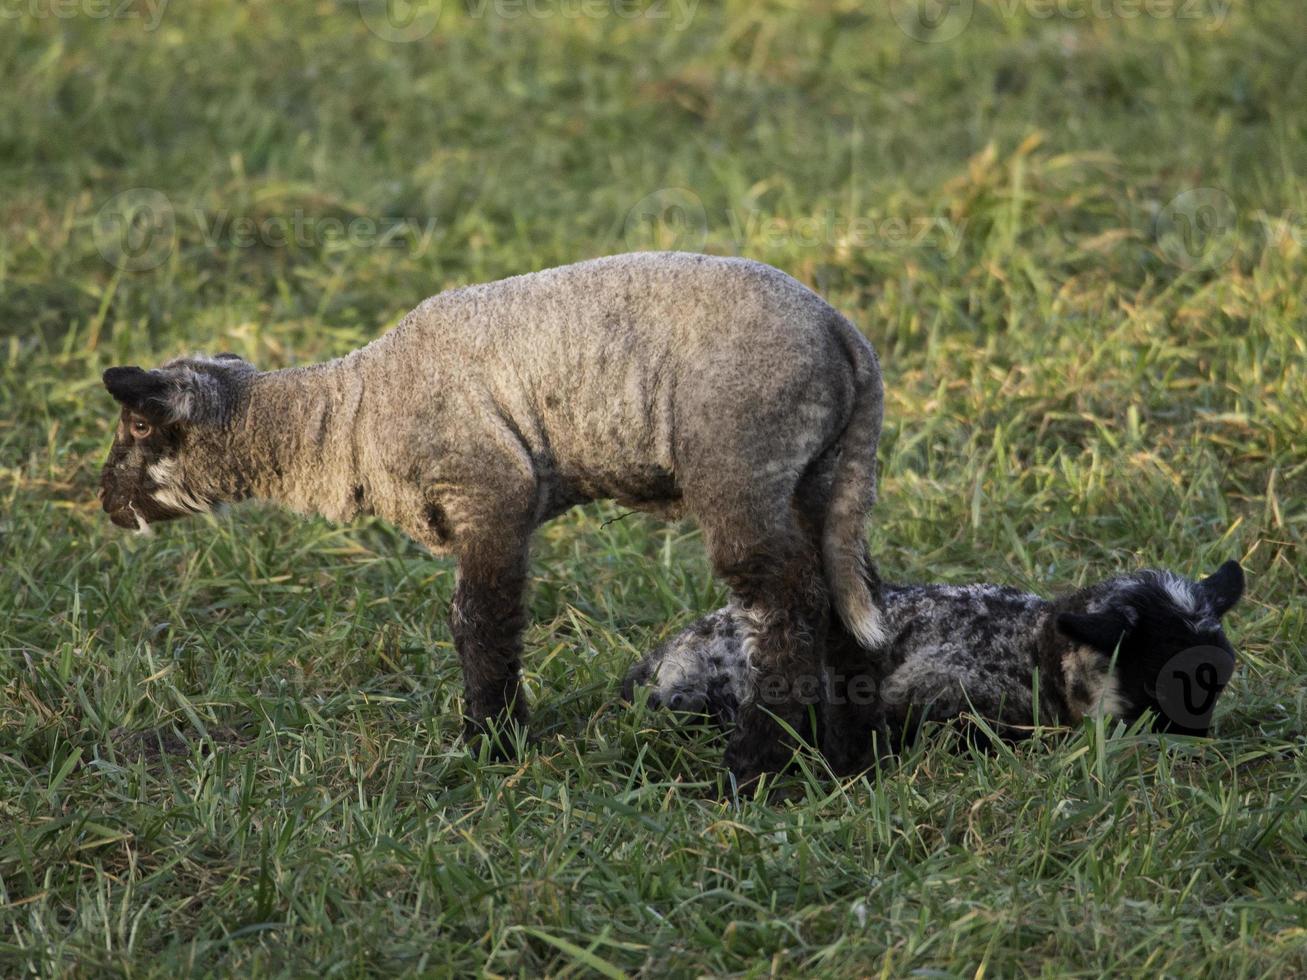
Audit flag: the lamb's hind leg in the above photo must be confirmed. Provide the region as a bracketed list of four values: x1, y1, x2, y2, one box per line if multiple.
[793, 456, 882, 777]
[676, 347, 846, 787]
[704, 514, 829, 790]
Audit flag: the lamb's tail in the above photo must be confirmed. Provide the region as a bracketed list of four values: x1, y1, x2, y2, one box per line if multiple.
[822, 320, 888, 650]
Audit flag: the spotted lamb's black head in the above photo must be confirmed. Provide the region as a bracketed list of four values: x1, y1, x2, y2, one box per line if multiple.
[1056, 560, 1244, 736]
[99, 354, 255, 530]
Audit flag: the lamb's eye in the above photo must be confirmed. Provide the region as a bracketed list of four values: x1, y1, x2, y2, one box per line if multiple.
[130, 419, 153, 439]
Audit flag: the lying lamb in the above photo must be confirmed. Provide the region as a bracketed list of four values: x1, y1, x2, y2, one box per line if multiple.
[97, 252, 886, 785]
[623, 560, 1244, 773]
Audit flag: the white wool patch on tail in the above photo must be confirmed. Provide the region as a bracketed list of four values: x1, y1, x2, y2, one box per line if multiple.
[842, 586, 890, 650]
[828, 545, 888, 650]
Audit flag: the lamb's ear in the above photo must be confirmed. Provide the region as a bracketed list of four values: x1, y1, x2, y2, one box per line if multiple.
[103, 366, 175, 421]
[1057, 608, 1135, 654]
[103, 365, 222, 424]
[1199, 560, 1244, 618]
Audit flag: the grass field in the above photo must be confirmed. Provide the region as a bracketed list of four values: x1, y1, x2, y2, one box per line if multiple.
[3, 1, 1307, 975]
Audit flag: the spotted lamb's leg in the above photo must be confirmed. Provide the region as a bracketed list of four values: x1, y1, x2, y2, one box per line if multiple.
[622, 609, 749, 724]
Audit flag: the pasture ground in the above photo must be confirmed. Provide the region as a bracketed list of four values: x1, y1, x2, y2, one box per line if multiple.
[2, 2, 1305, 975]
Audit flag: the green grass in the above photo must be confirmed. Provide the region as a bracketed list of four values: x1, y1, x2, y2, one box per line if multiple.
[3, 0, 1307, 975]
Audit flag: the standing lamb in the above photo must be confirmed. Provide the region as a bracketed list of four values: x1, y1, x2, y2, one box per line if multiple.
[97, 252, 886, 786]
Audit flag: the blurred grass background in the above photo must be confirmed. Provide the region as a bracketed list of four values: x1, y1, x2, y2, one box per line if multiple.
[2, 0, 1306, 975]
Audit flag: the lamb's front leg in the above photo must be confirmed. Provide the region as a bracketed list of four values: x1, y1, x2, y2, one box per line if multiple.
[449, 535, 530, 756]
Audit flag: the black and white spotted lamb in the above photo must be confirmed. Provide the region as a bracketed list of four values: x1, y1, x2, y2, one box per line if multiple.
[623, 561, 1244, 771]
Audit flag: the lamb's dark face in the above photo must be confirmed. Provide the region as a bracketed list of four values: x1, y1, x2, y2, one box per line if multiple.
[98, 354, 254, 531]
[100, 410, 194, 528]
[1057, 561, 1244, 736]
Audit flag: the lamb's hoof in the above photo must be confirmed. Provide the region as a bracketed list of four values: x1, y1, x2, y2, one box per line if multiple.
[462, 711, 530, 762]
[720, 764, 807, 804]
[819, 731, 879, 779]
[724, 740, 795, 799]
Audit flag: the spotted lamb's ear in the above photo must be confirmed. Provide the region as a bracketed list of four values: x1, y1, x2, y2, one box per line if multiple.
[1198, 560, 1244, 618]
[1056, 607, 1136, 655]
[103, 366, 175, 422]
